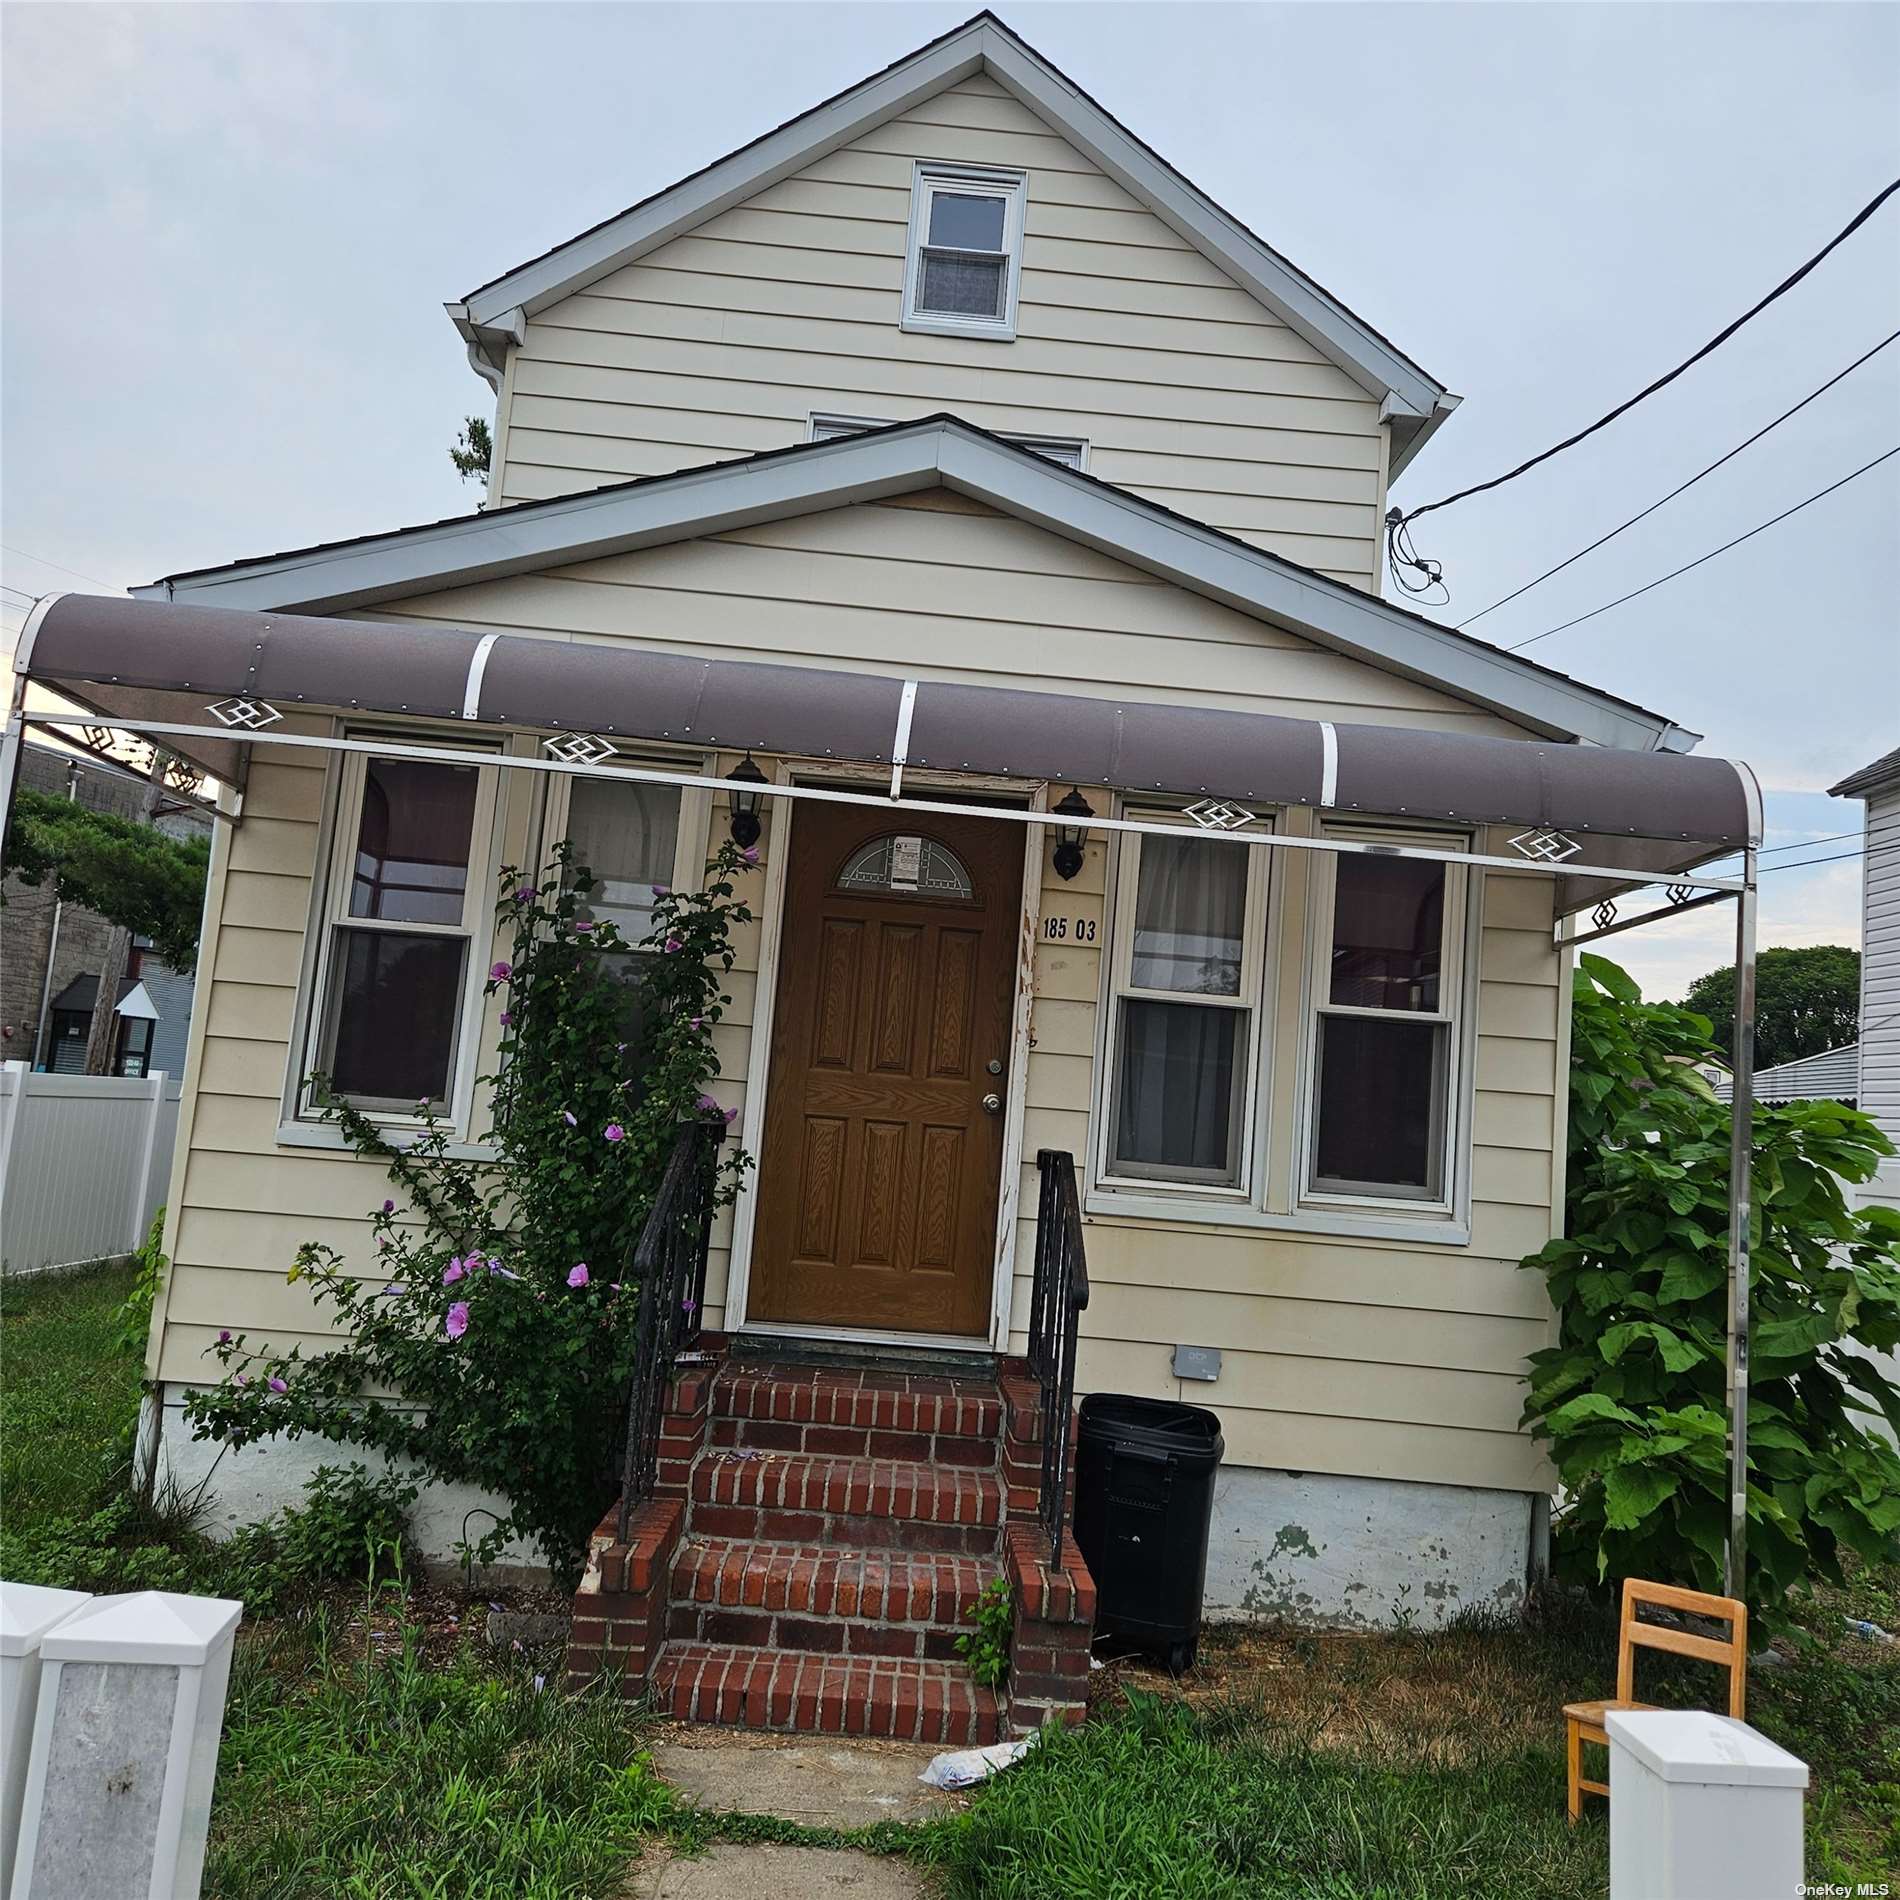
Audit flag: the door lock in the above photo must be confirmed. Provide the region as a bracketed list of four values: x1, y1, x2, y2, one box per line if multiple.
[986, 1058, 1004, 1075]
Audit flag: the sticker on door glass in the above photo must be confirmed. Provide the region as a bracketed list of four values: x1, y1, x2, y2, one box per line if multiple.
[890, 835, 923, 889]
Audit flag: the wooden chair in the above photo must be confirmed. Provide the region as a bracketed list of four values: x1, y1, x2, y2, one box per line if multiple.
[1564, 1577, 1748, 1822]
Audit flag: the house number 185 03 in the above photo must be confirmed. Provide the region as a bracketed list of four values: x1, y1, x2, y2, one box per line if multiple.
[1043, 916, 1098, 942]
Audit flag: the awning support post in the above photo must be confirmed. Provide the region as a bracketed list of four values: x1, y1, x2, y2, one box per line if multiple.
[1724, 845, 1758, 1603]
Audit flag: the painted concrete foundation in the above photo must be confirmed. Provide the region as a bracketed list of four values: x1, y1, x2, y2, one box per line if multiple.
[148, 1384, 541, 1578]
[1203, 1466, 1537, 1630]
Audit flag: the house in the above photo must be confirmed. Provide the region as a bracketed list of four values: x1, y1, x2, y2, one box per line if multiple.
[2, 14, 1758, 1737]
[1831, 746, 1900, 1204]
[0, 740, 207, 1077]
[1709, 1041, 1859, 1108]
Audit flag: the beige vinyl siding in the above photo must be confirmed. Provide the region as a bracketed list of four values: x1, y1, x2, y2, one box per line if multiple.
[494, 74, 1390, 590]
[154, 499, 1560, 1494]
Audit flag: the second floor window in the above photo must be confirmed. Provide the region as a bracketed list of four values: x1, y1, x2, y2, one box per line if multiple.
[904, 164, 1025, 339]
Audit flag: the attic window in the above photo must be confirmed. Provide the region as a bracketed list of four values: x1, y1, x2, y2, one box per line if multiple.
[903, 164, 1025, 339]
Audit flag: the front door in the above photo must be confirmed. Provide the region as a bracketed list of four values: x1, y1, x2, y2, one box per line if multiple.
[749, 801, 1024, 1337]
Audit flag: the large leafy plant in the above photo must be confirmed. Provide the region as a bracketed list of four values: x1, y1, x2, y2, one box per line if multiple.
[184, 839, 754, 1584]
[1523, 953, 1900, 1617]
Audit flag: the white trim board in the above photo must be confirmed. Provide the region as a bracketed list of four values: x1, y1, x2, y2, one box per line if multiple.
[134, 419, 1694, 755]
[448, 13, 1454, 450]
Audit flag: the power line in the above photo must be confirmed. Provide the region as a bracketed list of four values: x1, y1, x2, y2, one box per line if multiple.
[1505, 445, 1900, 650]
[1464, 329, 1900, 624]
[1395, 175, 1900, 530]
[0, 544, 114, 590]
[1757, 847, 1866, 873]
[1760, 829, 1861, 855]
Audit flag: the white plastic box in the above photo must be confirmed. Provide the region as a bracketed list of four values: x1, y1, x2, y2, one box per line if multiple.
[1, 1584, 91, 1896]
[1606, 1708, 1808, 1900]
[9, 1590, 242, 1900]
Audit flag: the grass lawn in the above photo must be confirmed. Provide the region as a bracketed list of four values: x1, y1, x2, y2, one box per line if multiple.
[5, 1261, 1896, 1898]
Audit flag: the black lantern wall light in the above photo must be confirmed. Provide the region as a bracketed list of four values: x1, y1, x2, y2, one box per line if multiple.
[1050, 787, 1094, 881]
[725, 754, 767, 849]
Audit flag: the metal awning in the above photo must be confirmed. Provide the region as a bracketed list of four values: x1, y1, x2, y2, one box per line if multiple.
[11, 594, 1758, 902]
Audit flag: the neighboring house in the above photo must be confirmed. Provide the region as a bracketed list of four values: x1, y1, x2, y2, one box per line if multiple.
[0, 740, 208, 1077]
[1832, 746, 1900, 1202]
[1709, 1041, 1859, 1108]
[8, 15, 1759, 1721]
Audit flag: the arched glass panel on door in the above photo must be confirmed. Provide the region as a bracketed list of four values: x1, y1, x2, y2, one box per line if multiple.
[836, 833, 975, 900]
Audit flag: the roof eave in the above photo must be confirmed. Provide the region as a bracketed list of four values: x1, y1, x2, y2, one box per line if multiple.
[454, 13, 1450, 425]
[141, 418, 1682, 754]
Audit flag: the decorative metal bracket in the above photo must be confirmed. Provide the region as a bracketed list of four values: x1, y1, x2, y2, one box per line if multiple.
[543, 732, 616, 767]
[206, 696, 283, 731]
[1184, 798, 1255, 832]
[1509, 827, 1583, 864]
[1591, 899, 1618, 932]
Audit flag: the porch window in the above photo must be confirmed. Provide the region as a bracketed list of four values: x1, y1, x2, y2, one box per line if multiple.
[310, 746, 500, 1117]
[1303, 834, 1468, 1205]
[546, 764, 701, 1060]
[903, 164, 1025, 339]
[1101, 817, 1268, 1189]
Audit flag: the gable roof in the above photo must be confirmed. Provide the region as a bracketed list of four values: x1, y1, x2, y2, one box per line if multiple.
[135, 415, 1692, 753]
[447, 12, 1458, 473]
[1829, 745, 1900, 799]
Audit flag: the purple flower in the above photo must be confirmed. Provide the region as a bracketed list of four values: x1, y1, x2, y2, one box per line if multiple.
[689, 1016, 704, 1030]
[740, 845, 760, 866]
[568, 1263, 590, 1288]
[499, 1010, 515, 1028]
[650, 883, 670, 897]
[234, 1372, 248, 1387]
[682, 1297, 697, 1315]
[490, 960, 512, 981]
[218, 1328, 232, 1344]
[695, 1093, 721, 1115]
[489, 1263, 521, 1281]
[268, 1376, 288, 1394]
[381, 1283, 406, 1297]
[516, 885, 537, 903]
[382, 1199, 395, 1215]
[576, 919, 598, 935]
[445, 1301, 470, 1340]
[562, 1110, 577, 1127]
[723, 1107, 738, 1125]
[603, 1123, 625, 1143]
[663, 937, 683, 954]
[443, 1259, 465, 1285]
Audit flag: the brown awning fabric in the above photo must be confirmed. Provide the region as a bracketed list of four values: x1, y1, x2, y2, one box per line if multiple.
[20, 594, 1756, 890]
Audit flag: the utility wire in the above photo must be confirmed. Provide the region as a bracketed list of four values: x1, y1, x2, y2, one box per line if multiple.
[1397, 176, 1900, 529]
[1465, 329, 1900, 624]
[1505, 445, 1900, 650]
[0, 544, 114, 590]
[1756, 847, 1866, 873]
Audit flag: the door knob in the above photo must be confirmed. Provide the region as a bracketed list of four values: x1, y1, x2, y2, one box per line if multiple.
[981, 1093, 1002, 1115]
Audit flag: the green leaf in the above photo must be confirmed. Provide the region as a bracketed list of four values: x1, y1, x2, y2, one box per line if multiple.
[1655, 1251, 1726, 1305]
[1603, 1463, 1682, 1531]
[1545, 1392, 1644, 1432]
[1580, 953, 1642, 1004]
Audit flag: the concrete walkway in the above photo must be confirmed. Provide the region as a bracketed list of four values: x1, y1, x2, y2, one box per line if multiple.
[630, 1733, 954, 1897]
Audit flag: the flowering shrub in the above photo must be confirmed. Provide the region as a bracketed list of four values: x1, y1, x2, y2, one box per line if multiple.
[184, 837, 755, 1583]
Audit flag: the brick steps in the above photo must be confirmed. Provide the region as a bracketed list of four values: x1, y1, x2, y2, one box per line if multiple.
[668, 1537, 996, 1659]
[689, 1450, 1004, 1554]
[654, 1641, 1001, 1744]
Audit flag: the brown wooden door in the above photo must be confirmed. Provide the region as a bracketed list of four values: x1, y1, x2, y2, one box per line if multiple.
[749, 802, 1024, 1336]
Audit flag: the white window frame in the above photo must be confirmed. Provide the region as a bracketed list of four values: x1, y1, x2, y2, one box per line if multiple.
[1093, 806, 1273, 1198]
[808, 413, 1086, 471]
[538, 749, 713, 941]
[901, 162, 1027, 341]
[1296, 823, 1475, 1217]
[296, 733, 503, 1134]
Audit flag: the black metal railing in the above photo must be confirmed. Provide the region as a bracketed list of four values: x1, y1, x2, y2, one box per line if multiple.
[1029, 1148, 1091, 1567]
[616, 1118, 725, 1540]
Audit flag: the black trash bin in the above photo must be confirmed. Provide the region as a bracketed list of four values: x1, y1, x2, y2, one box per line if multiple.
[1073, 1392, 1224, 1674]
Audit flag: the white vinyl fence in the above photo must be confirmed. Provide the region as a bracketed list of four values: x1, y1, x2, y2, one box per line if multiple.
[0, 1064, 180, 1275]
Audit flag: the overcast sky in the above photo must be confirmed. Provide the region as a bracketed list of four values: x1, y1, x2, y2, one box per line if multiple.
[4, 2, 1896, 998]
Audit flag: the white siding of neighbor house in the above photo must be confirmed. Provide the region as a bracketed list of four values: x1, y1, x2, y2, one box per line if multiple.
[489, 74, 1391, 593]
[148, 495, 1560, 1496]
[1859, 782, 1900, 1157]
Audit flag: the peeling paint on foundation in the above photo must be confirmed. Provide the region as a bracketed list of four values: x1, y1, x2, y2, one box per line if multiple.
[1208, 1467, 1535, 1631]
